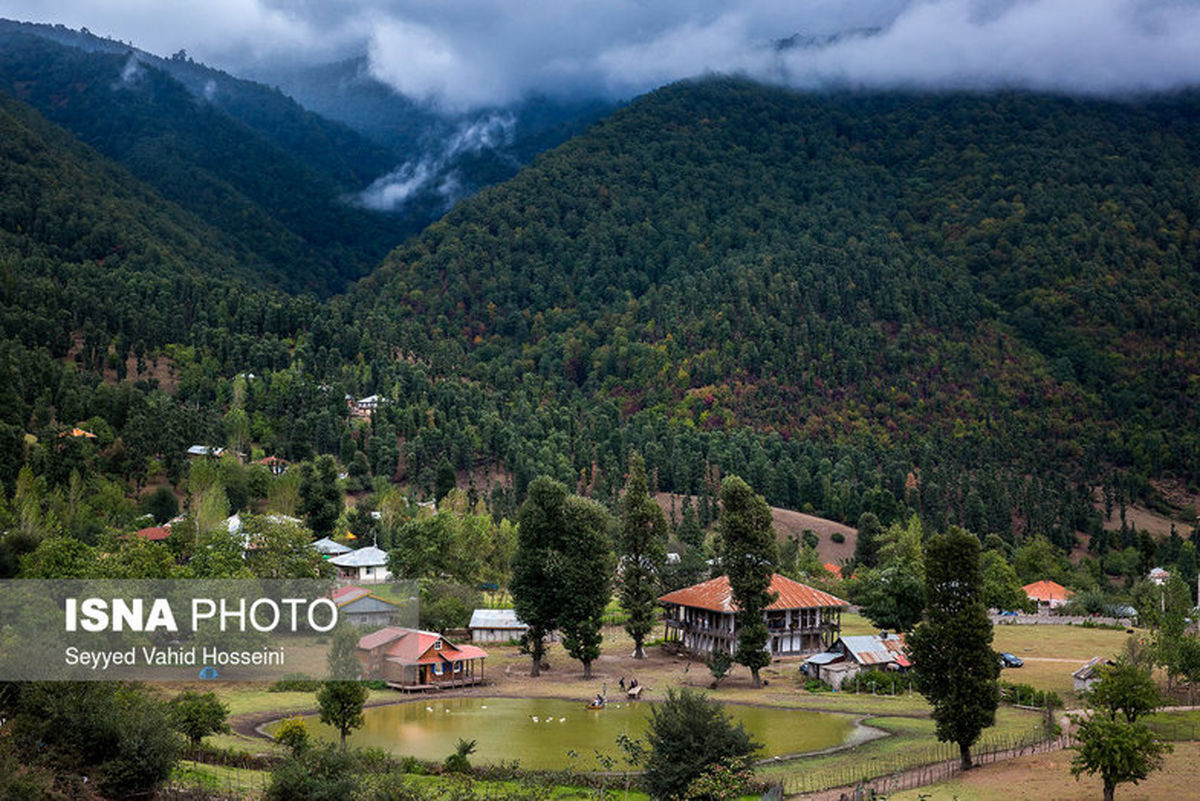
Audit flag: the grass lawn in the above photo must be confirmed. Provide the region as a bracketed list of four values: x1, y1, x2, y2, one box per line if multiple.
[888, 740, 1200, 800]
[992, 622, 1140, 700]
[1146, 708, 1200, 741]
[171, 761, 271, 796]
[758, 706, 1046, 794]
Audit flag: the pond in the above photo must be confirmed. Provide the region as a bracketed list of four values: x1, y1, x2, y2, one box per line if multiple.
[273, 696, 857, 770]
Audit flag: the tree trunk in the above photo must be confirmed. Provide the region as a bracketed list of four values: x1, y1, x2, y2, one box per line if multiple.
[1103, 779, 1115, 801]
[583, 660, 592, 680]
[529, 639, 543, 677]
[632, 639, 646, 660]
[340, 729, 347, 751]
[959, 741, 972, 771]
[751, 668, 762, 688]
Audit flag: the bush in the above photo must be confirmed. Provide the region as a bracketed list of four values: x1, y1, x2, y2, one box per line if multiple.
[843, 669, 909, 695]
[266, 744, 359, 801]
[271, 674, 322, 692]
[830, 532, 845, 544]
[274, 717, 310, 755]
[999, 681, 1062, 709]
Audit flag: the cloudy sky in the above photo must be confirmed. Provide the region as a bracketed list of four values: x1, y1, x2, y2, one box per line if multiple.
[9, 0, 1200, 109]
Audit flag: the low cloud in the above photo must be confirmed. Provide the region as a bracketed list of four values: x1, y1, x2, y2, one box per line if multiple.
[8, 1, 1200, 109]
[358, 113, 517, 211]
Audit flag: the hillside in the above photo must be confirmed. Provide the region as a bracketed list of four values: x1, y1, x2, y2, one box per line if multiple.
[344, 79, 1200, 541]
[0, 28, 413, 293]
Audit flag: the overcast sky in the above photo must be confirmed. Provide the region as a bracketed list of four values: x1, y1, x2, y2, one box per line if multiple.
[8, 0, 1200, 109]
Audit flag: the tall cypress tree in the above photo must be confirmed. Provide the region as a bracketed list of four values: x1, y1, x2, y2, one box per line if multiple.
[618, 453, 668, 659]
[717, 475, 777, 687]
[511, 477, 568, 677]
[512, 476, 614, 678]
[559, 495, 614, 678]
[906, 527, 1000, 770]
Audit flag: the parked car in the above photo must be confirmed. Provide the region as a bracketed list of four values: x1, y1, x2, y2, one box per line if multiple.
[999, 652, 1023, 668]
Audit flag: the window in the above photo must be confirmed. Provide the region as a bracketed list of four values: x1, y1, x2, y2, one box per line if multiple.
[434, 640, 442, 650]
[433, 663, 443, 676]
[453, 661, 462, 673]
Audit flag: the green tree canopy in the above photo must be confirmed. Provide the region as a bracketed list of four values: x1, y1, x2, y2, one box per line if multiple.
[716, 475, 777, 687]
[907, 527, 1000, 770]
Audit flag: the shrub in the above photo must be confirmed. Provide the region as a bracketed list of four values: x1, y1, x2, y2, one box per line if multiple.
[831, 532, 845, 544]
[274, 717, 310, 755]
[271, 674, 322, 692]
[843, 669, 909, 695]
[999, 681, 1062, 709]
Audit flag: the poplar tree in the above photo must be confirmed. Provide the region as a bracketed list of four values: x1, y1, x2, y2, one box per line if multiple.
[511, 477, 567, 677]
[717, 475, 777, 687]
[512, 476, 614, 678]
[559, 495, 614, 678]
[618, 453, 668, 659]
[907, 527, 1000, 770]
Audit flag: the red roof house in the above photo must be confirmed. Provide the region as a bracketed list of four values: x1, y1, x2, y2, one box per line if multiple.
[659, 574, 849, 659]
[1023, 580, 1073, 610]
[131, 525, 171, 541]
[356, 627, 487, 689]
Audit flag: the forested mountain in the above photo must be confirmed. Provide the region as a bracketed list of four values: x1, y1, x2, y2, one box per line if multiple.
[343, 79, 1200, 540]
[0, 26, 414, 293]
[2, 73, 1198, 568]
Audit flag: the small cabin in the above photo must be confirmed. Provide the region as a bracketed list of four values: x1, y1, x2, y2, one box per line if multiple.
[357, 627, 487, 690]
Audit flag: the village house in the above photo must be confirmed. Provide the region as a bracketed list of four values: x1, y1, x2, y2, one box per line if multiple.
[802, 632, 910, 690]
[469, 608, 529, 643]
[328, 544, 392, 583]
[186, 445, 226, 458]
[257, 455, 290, 475]
[356, 627, 487, 690]
[658, 573, 849, 659]
[1073, 656, 1117, 692]
[332, 585, 404, 627]
[311, 536, 353, 557]
[1023, 579, 1073, 611]
[131, 525, 170, 541]
[1149, 567, 1171, 586]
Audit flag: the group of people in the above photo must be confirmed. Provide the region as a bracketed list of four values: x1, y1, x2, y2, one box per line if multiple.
[617, 676, 638, 692]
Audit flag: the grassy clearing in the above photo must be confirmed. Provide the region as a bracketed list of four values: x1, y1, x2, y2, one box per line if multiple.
[170, 761, 271, 796]
[888, 741, 1200, 800]
[1146, 708, 1200, 741]
[992, 621, 1137, 661]
[758, 707, 1045, 794]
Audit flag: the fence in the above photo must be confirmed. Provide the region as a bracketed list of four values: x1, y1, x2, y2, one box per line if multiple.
[156, 761, 271, 800]
[786, 732, 1070, 797]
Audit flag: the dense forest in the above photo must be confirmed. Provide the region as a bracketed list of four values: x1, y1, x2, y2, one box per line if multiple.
[1, 67, 1198, 584]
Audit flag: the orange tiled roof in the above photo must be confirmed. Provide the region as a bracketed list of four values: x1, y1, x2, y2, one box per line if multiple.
[659, 574, 849, 613]
[1023, 580, 1073, 602]
[133, 526, 170, 541]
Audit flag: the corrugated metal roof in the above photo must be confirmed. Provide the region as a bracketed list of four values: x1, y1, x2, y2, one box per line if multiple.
[839, 634, 910, 667]
[329, 545, 389, 567]
[312, 537, 353, 555]
[658, 574, 849, 613]
[469, 608, 527, 630]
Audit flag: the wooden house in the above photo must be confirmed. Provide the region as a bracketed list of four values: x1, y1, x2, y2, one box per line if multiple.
[332, 585, 404, 627]
[356, 627, 487, 690]
[659, 573, 849, 659]
[802, 633, 910, 689]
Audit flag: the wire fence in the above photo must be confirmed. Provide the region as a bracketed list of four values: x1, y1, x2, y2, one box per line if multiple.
[786, 731, 1069, 797]
[1147, 719, 1200, 742]
[157, 761, 271, 800]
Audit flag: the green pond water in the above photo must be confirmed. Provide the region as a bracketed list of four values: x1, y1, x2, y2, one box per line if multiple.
[275, 697, 856, 770]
